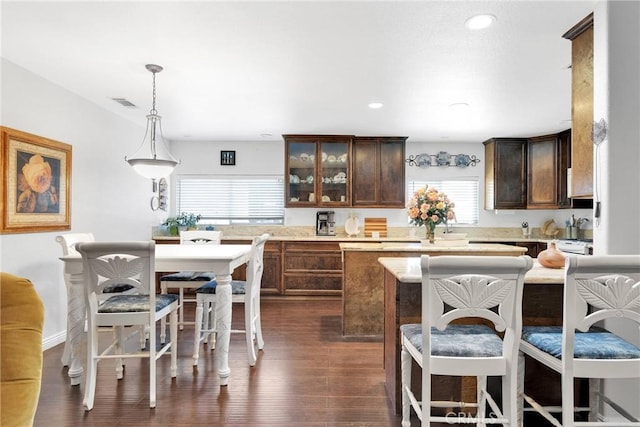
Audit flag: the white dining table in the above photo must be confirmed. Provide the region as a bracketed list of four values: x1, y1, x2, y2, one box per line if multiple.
[59, 243, 252, 387]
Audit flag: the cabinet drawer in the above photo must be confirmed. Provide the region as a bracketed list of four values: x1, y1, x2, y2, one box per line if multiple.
[284, 253, 342, 272]
[283, 274, 342, 293]
[283, 241, 341, 252]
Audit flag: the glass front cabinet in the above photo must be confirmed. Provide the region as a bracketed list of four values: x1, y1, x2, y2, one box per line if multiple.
[284, 135, 351, 207]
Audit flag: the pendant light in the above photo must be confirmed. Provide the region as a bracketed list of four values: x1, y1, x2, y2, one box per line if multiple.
[125, 64, 180, 179]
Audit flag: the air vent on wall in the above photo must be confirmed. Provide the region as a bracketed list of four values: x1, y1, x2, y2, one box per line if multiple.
[111, 98, 137, 108]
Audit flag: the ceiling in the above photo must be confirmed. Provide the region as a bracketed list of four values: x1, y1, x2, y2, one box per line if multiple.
[1, 1, 595, 143]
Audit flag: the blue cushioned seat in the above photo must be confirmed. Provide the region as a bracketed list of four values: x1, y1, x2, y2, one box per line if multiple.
[522, 326, 640, 360]
[400, 324, 504, 357]
[103, 283, 134, 293]
[195, 280, 246, 295]
[98, 294, 179, 313]
[159, 271, 216, 281]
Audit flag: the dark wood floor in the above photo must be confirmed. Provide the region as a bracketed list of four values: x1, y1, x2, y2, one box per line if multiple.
[35, 298, 413, 426]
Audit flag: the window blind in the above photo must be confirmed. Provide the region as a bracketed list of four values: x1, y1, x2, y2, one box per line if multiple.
[176, 175, 285, 224]
[407, 179, 479, 225]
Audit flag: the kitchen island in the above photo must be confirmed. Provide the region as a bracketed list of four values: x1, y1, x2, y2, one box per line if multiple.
[339, 242, 528, 338]
[379, 256, 565, 413]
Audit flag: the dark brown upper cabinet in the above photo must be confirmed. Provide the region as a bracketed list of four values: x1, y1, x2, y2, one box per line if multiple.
[352, 136, 407, 208]
[285, 134, 406, 208]
[484, 138, 528, 210]
[284, 134, 352, 208]
[563, 13, 594, 199]
[527, 131, 571, 209]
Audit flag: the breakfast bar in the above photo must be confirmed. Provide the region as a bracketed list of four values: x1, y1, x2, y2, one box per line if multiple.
[339, 242, 528, 338]
[379, 256, 565, 413]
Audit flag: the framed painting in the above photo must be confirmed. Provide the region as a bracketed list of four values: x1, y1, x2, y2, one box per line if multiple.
[1, 127, 72, 234]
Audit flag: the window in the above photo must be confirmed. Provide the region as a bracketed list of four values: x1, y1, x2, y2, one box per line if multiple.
[407, 179, 479, 225]
[176, 175, 285, 225]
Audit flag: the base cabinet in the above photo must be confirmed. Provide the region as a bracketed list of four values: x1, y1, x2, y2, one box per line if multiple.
[218, 240, 283, 296]
[282, 241, 342, 296]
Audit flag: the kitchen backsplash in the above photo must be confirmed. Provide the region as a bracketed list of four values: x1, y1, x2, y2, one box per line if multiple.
[152, 225, 593, 240]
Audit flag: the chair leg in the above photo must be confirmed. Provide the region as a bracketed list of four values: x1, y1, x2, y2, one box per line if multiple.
[207, 299, 217, 350]
[83, 326, 99, 411]
[562, 367, 575, 427]
[178, 288, 185, 330]
[589, 378, 601, 422]
[254, 297, 264, 351]
[246, 301, 257, 366]
[503, 363, 519, 427]
[114, 326, 126, 380]
[400, 344, 412, 427]
[517, 352, 525, 427]
[477, 375, 487, 426]
[170, 309, 177, 377]
[193, 298, 204, 366]
[160, 282, 167, 342]
[149, 319, 156, 409]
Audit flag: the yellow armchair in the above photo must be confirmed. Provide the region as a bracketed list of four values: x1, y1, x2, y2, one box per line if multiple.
[1, 272, 45, 427]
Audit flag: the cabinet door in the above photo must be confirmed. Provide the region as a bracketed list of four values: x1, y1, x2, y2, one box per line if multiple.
[528, 135, 559, 208]
[285, 135, 352, 207]
[352, 139, 378, 205]
[484, 138, 527, 209]
[564, 14, 593, 198]
[318, 138, 350, 206]
[286, 139, 317, 206]
[352, 137, 406, 207]
[379, 139, 406, 206]
[262, 244, 282, 295]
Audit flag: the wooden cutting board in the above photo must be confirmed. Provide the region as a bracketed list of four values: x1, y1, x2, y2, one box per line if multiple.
[364, 217, 387, 237]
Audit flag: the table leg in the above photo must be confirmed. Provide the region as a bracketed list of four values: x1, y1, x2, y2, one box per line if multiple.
[214, 274, 232, 385]
[67, 271, 86, 385]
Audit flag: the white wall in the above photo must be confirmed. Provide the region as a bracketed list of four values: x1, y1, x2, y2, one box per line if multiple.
[172, 138, 592, 231]
[593, 1, 640, 420]
[0, 59, 164, 348]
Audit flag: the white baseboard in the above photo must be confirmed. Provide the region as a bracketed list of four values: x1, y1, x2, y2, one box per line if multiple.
[43, 331, 65, 351]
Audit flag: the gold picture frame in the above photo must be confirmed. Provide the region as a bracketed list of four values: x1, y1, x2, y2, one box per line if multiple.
[1, 126, 72, 234]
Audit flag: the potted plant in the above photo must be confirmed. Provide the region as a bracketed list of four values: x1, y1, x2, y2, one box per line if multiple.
[163, 212, 201, 236]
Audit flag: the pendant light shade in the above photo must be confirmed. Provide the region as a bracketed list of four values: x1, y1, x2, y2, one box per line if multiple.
[126, 64, 179, 179]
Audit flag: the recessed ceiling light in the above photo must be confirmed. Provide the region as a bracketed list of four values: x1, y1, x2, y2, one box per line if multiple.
[465, 14, 496, 30]
[449, 102, 469, 110]
[368, 102, 384, 109]
[260, 133, 272, 138]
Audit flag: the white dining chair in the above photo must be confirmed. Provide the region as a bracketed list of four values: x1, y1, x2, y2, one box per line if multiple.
[192, 233, 269, 367]
[519, 254, 640, 426]
[76, 241, 178, 410]
[400, 254, 533, 426]
[159, 230, 222, 332]
[56, 232, 142, 366]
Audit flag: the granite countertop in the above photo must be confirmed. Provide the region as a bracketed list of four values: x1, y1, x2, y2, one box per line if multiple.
[339, 242, 529, 253]
[153, 235, 555, 244]
[378, 256, 564, 284]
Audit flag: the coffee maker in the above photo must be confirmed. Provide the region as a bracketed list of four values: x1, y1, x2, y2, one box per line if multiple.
[316, 211, 336, 236]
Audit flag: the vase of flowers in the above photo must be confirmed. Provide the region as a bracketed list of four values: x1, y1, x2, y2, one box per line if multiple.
[406, 185, 455, 244]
